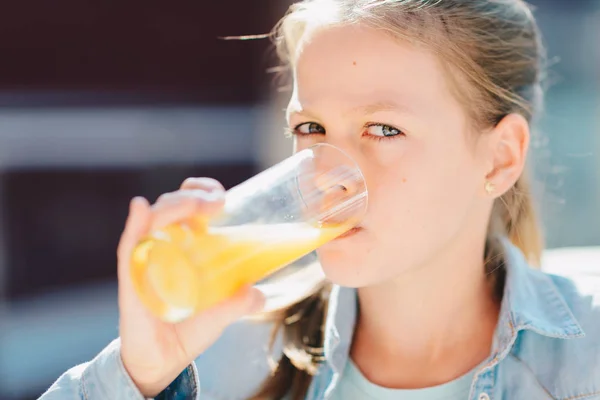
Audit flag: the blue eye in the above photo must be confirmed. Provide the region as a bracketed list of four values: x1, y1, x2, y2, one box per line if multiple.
[366, 124, 403, 137]
[294, 122, 326, 135]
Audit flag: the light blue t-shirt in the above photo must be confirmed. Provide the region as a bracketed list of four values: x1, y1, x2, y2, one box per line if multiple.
[330, 360, 475, 400]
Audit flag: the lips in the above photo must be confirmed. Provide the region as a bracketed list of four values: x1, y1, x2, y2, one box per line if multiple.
[334, 226, 362, 240]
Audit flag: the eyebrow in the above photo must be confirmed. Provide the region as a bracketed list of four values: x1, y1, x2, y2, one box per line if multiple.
[286, 99, 416, 122]
[286, 106, 316, 122]
[348, 100, 415, 117]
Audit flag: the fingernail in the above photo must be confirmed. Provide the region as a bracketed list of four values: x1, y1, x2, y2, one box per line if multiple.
[130, 196, 143, 211]
[205, 184, 225, 194]
[194, 189, 225, 202]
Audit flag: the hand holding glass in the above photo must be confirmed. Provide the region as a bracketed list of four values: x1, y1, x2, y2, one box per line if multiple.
[130, 143, 368, 322]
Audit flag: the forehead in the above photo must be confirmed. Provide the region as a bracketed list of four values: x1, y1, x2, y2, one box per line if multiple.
[291, 24, 460, 118]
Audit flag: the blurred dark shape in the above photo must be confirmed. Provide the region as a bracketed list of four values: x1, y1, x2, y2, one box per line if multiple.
[0, 0, 283, 107]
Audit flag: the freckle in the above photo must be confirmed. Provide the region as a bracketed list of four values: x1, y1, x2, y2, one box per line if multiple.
[352, 61, 357, 66]
[402, 178, 407, 183]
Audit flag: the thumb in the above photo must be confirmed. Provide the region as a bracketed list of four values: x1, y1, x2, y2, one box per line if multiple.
[118, 197, 152, 309]
[118, 197, 152, 265]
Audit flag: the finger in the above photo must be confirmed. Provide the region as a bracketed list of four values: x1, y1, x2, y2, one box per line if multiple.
[202, 286, 266, 326]
[151, 190, 224, 231]
[117, 197, 152, 264]
[176, 287, 265, 354]
[180, 177, 225, 192]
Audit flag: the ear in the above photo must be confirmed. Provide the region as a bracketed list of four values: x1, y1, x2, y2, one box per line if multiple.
[483, 113, 530, 197]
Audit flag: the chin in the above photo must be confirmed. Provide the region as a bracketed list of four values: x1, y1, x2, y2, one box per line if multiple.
[317, 232, 417, 287]
[317, 233, 372, 287]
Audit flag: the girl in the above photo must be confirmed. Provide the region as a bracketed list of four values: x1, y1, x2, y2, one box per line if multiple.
[43, 0, 600, 399]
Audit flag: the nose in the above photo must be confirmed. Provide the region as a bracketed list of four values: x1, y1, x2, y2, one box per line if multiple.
[313, 142, 365, 192]
[298, 143, 368, 226]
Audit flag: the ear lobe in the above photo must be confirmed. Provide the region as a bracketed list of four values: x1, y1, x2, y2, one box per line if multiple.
[484, 113, 530, 197]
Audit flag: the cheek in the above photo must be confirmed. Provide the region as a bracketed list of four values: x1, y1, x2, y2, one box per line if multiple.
[365, 137, 479, 241]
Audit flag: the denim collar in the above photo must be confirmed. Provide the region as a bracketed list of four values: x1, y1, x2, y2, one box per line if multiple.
[322, 239, 585, 376]
[491, 237, 584, 359]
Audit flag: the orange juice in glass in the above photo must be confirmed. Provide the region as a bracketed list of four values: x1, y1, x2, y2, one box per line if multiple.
[131, 143, 368, 322]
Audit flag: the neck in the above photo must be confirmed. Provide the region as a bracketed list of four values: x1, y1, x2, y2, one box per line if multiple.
[350, 234, 501, 389]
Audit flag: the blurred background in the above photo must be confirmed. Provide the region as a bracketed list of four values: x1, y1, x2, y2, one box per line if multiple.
[0, 1, 598, 398]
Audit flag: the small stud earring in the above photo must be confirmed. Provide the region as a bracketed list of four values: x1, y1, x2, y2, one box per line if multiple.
[485, 181, 496, 194]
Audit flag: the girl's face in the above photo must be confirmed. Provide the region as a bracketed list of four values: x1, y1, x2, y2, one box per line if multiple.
[288, 25, 494, 287]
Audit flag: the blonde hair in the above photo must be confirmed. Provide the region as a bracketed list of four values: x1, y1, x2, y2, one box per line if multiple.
[253, 1, 546, 398]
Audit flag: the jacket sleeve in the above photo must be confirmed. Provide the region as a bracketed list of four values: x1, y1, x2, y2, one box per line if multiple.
[39, 339, 200, 400]
[39, 320, 278, 400]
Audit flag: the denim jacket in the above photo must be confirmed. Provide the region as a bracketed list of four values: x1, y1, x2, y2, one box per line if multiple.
[41, 240, 600, 400]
